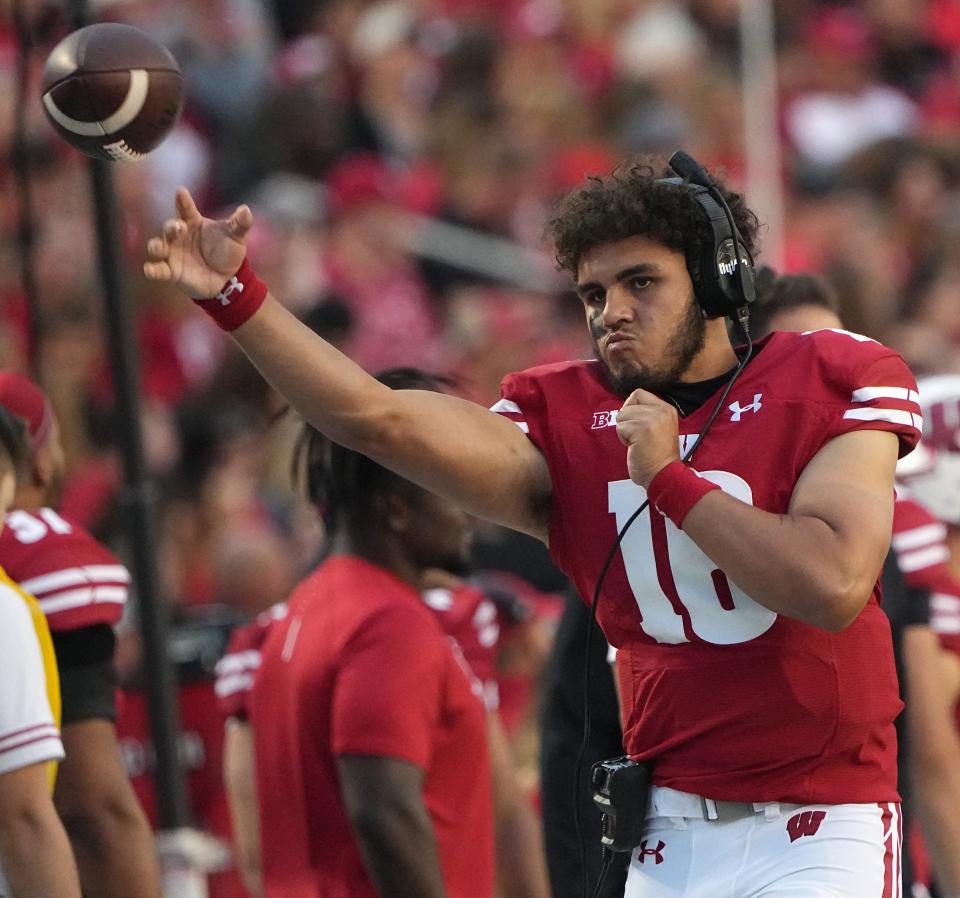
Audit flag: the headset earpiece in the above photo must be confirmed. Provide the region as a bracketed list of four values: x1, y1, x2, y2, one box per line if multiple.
[656, 158, 756, 321]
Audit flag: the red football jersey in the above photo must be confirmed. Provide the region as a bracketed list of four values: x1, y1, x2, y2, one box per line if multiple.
[250, 556, 494, 898]
[0, 507, 128, 631]
[495, 329, 921, 804]
[422, 584, 500, 710]
[892, 496, 952, 593]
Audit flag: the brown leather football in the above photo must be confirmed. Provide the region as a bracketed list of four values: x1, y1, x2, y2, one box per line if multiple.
[41, 23, 184, 162]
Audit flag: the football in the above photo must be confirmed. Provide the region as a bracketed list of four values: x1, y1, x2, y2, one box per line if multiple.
[41, 23, 184, 162]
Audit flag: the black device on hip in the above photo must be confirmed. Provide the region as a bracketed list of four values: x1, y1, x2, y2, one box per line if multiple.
[591, 756, 652, 853]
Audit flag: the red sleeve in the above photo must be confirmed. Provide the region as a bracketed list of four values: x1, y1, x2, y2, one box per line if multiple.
[816, 332, 921, 458]
[492, 370, 551, 460]
[493, 369, 572, 562]
[214, 605, 286, 720]
[331, 605, 446, 768]
[0, 509, 128, 632]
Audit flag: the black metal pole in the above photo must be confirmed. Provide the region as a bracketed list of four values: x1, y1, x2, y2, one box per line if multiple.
[68, 0, 190, 832]
[11, 0, 43, 380]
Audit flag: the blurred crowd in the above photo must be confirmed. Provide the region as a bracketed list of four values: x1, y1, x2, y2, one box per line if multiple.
[4, 0, 960, 894]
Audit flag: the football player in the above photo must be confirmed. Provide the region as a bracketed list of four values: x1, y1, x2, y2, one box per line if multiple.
[0, 373, 161, 898]
[0, 405, 82, 898]
[893, 376, 960, 898]
[146, 160, 919, 897]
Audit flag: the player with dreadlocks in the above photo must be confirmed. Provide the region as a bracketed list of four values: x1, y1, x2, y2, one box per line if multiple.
[232, 370, 496, 898]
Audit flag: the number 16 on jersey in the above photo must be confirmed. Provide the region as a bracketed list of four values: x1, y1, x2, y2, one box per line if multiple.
[608, 472, 777, 646]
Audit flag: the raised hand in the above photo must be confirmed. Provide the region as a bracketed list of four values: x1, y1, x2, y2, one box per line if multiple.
[143, 188, 253, 299]
[615, 389, 681, 488]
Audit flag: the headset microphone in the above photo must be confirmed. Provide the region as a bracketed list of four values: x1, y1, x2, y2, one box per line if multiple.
[666, 150, 712, 189]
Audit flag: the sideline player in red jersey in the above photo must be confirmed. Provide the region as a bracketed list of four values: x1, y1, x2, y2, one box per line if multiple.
[217, 575, 549, 898]
[145, 157, 920, 897]
[893, 376, 960, 898]
[239, 368, 495, 898]
[0, 373, 162, 898]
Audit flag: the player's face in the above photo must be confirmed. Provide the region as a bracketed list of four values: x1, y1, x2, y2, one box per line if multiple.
[403, 490, 473, 576]
[576, 236, 706, 396]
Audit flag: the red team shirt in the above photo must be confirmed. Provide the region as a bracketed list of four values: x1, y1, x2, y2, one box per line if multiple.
[249, 556, 494, 898]
[0, 507, 128, 632]
[891, 494, 960, 887]
[494, 329, 921, 804]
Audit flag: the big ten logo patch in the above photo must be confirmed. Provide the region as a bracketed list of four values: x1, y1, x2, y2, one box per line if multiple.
[636, 839, 665, 864]
[786, 810, 826, 843]
[592, 410, 619, 429]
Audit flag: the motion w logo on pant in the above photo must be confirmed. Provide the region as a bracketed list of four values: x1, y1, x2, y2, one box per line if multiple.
[786, 810, 826, 843]
[636, 839, 665, 864]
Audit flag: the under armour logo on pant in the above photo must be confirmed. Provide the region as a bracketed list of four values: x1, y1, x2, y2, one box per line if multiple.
[637, 839, 665, 864]
[786, 810, 826, 843]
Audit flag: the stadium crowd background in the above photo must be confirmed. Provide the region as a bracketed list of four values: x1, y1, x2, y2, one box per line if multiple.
[4, 0, 960, 893]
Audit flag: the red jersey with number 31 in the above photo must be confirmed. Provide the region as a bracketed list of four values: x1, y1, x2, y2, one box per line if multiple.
[494, 329, 920, 804]
[0, 507, 128, 631]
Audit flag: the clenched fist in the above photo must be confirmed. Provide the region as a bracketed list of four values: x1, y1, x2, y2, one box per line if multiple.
[616, 389, 680, 488]
[143, 188, 253, 299]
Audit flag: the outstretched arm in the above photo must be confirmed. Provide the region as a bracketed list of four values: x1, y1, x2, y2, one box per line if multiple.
[144, 190, 551, 539]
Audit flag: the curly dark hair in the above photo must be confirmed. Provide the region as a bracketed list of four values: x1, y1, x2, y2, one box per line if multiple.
[547, 159, 761, 276]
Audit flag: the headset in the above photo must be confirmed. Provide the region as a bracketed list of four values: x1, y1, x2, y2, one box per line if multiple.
[658, 151, 756, 322]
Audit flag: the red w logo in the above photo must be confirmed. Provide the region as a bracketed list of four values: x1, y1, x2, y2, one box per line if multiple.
[787, 810, 826, 843]
[637, 839, 665, 864]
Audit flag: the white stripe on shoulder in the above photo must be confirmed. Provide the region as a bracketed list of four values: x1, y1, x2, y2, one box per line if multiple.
[214, 672, 255, 698]
[843, 408, 916, 427]
[932, 615, 960, 634]
[897, 544, 950, 573]
[490, 398, 522, 415]
[215, 650, 262, 677]
[892, 522, 947, 552]
[851, 386, 920, 405]
[21, 564, 130, 597]
[38, 586, 127, 615]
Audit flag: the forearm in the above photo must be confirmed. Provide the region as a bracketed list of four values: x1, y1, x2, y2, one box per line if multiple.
[234, 298, 395, 449]
[0, 805, 82, 898]
[223, 721, 263, 898]
[911, 762, 960, 895]
[350, 802, 447, 898]
[680, 491, 878, 630]
[61, 798, 161, 898]
[495, 801, 550, 898]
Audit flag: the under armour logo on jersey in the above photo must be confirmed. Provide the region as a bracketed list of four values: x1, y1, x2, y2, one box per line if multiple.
[216, 277, 244, 306]
[786, 810, 826, 843]
[636, 839, 665, 864]
[592, 410, 619, 429]
[729, 393, 763, 422]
